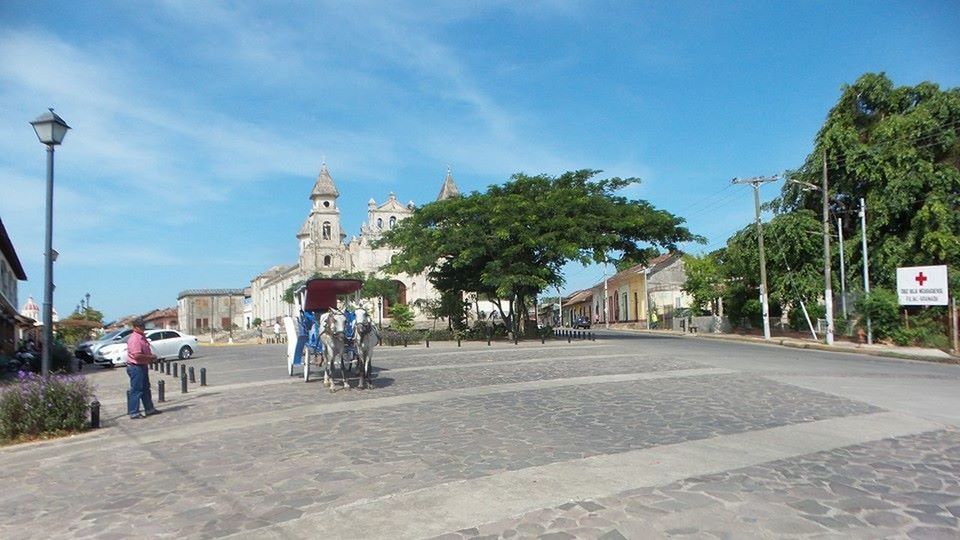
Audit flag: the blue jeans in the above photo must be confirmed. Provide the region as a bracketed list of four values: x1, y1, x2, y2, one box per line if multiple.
[127, 364, 155, 417]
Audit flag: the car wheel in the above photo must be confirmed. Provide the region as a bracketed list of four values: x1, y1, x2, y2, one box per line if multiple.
[178, 346, 193, 360]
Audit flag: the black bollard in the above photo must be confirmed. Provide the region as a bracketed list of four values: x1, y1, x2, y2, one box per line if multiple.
[514, 334, 518, 345]
[165, 360, 171, 375]
[457, 338, 461, 347]
[173, 362, 179, 378]
[188, 366, 196, 383]
[158, 379, 165, 402]
[180, 371, 188, 393]
[90, 400, 100, 429]
[200, 367, 207, 386]
[403, 336, 408, 348]
[567, 332, 571, 343]
[487, 332, 491, 346]
[426, 338, 430, 348]
[541, 333, 545, 344]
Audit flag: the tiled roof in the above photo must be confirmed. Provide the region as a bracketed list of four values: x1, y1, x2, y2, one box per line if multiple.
[178, 288, 246, 298]
[565, 289, 593, 304]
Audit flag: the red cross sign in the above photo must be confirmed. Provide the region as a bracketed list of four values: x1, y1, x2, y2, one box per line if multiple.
[896, 265, 948, 306]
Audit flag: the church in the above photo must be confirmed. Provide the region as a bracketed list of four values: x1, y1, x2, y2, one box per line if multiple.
[246, 164, 461, 326]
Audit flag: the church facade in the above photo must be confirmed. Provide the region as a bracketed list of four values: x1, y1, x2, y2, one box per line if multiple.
[247, 165, 461, 326]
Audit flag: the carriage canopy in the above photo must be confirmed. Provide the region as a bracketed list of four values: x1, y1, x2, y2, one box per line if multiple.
[299, 278, 363, 312]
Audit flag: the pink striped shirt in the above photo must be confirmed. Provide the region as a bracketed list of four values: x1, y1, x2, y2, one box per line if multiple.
[126, 331, 154, 365]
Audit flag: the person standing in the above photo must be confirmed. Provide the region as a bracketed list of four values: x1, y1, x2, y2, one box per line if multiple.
[274, 321, 282, 344]
[127, 319, 160, 420]
[256, 325, 263, 344]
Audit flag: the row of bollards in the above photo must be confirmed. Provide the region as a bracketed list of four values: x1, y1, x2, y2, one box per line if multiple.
[553, 328, 595, 342]
[90, 360, 211, 429]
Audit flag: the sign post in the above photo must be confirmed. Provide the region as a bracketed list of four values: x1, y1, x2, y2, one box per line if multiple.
[896, 265, 954, 353]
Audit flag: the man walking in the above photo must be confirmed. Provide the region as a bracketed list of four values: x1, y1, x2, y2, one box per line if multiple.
[127, 319, 161, 420]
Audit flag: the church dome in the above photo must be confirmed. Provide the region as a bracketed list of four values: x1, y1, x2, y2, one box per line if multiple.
[20, 296, 40, 320]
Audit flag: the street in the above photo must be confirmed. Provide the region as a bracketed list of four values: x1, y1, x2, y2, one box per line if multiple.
[1, 332, 958, 539]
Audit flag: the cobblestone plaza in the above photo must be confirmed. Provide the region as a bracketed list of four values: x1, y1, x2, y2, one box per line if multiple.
[1, 333, 958, 539]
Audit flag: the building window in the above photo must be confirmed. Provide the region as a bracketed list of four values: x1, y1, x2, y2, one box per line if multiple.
[221, 317, 231, 329]
[376, 218, 383, 229]
[389, 216, 396, 228]
[322, 222, 331, 240]
[323, 201, 330, 208]
[323, 255, 331, 266]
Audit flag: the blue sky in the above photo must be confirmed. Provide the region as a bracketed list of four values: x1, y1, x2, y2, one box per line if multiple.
[1, 1, 958, 321]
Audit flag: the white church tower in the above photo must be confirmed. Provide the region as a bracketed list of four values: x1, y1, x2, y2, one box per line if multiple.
[297, 163, 350, 274]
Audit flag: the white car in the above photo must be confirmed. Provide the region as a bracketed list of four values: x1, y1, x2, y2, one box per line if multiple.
[94, 329, 200, 367]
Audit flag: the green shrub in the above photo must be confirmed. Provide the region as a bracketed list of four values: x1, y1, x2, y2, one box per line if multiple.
[741, 299, 762, 328]
[0, 372, 94, 442]
[788, 303, 825, 331]
[425, 329, 455, 341]
[856, 288, 900, 340]
[51, 341, 74, 373]
[389, 304, 415, 332]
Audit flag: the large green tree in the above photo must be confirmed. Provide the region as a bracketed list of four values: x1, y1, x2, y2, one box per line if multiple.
[773, 73, 960, 292]
[378, 170, 701, 334]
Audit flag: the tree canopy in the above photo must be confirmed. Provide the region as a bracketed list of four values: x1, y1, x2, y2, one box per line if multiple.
[773, 72, 960, 292]
[378, 169, 701, 331]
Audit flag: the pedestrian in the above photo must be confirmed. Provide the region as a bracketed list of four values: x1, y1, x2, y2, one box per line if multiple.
[650, 310, 659, 329]
[257, 325, 263, 344]
[126, 319, 160, 420]
[274, 321, 282, 344]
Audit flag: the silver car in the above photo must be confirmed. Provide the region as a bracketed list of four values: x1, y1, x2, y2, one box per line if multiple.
[94, 329, 200, 367]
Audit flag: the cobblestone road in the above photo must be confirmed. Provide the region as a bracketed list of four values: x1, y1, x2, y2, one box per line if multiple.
[1, 335, 957, 539]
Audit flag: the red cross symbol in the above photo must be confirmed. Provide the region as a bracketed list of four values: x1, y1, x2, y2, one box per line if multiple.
[915, 272, 928, 286]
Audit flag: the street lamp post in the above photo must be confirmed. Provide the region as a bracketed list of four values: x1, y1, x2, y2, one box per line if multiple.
[30, 109, 70, 377]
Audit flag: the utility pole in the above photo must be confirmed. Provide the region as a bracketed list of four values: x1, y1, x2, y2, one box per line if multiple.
[557, 286, 563, 327]
[603, 264, 610, 330]
[732, 175, 778, 340]
[859, 198, 873, 344]
[822, 150, 835, 345]
[838, 217, 847, 320]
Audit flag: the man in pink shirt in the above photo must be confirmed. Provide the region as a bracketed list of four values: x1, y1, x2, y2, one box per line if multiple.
[126, 319, 161, 419]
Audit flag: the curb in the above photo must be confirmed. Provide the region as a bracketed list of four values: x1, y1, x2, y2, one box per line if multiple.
[605, 327, 959, 364]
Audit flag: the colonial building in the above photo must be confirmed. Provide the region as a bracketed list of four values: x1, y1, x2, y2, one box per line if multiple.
[0, 218, 29, 355]
[242, 165, 461, 326]
[142, 307, 179, 330]
[177, 289, 246, 335]
[559, 252, 690, 329]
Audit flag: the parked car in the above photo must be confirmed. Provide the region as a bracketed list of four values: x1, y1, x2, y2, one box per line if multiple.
[76, 328, 133, 364]
[572, 316, 591, 329]
[94, 329, 200, 367]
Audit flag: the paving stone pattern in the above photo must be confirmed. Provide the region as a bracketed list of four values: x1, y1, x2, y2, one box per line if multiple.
[2, 373, 876, 539]
[2, 339, 956, 539]
[439, 429, 960, 539]
[94, 351, 707, 428]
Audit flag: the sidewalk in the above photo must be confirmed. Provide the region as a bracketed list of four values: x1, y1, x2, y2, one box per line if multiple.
[619, 326, 958, 363]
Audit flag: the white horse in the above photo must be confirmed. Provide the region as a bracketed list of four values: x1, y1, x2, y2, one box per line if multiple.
[318, 309, 349, 391]
[353, 308, 379, 389]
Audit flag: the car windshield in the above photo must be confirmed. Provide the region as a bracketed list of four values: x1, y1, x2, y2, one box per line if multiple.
[99, 329, 122, 341]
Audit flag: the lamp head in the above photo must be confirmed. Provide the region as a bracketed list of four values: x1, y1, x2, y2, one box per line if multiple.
[30, 108, 70, 146]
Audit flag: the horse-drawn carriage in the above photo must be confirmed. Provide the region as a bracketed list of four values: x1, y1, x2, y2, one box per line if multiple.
[284, 278, 379, 390]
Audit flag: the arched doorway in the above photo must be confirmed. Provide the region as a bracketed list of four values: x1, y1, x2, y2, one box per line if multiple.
[381, 280, 407, 315]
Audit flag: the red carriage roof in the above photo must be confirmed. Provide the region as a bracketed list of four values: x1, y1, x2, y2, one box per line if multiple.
[301, 278, 363, 312]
